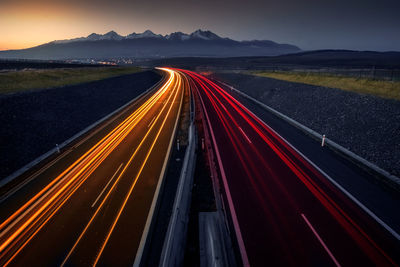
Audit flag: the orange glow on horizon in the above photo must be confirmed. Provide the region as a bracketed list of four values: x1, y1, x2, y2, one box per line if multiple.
[0, 0, 207, 51]
[0, 2, 83, 50]
[0, 0, 193, 51]
[0, 1, 146, 51]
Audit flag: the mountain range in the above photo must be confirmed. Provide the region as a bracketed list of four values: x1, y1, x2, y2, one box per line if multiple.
[0, 30, 301, 60]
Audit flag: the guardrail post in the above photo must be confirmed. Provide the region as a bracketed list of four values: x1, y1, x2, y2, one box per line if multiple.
[56, 144, 60, 153]
[321, 135, 326, 147]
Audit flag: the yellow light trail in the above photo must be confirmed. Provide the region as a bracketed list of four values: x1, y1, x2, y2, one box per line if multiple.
[0, 73, 173, 236]
[0, 68, 177, 264]
[93, 70, 184, 265]
[61, 68, 183, 266]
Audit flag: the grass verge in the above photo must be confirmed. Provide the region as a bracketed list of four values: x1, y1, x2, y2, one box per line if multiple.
[252, 71, 400, 101]
[0, 66, 141, 94]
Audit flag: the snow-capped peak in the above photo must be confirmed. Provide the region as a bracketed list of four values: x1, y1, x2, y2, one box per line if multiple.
[103, 31, 123, 40]
[165, 32, 190, 41]
[85, 31, 123, 41]
[190, 29, 221, 40]
[49, 29, 224, 45]
[127, 30, 163, 39]
[86, 33, 102, 41]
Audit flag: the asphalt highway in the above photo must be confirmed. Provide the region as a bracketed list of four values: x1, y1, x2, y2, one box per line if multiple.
[0, 68, 186, 266]
[180, 69, 400, 267]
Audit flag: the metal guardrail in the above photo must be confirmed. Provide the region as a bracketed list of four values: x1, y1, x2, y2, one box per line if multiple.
[159, 123, 196, 267]
[159, 85, 197, 267]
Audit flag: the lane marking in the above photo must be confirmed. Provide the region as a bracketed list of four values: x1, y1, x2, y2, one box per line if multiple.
[239, 127, 252, 144]
[301, 213, 341, 267]
[147, 116, 156, 128]
[91, 163, 124, 208]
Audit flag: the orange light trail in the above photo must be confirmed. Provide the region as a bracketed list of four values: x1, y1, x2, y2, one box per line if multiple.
[60, 68, 183, 266]
[0, 68, 178, 265]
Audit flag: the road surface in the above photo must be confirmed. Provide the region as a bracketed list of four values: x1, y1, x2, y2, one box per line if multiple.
[180, 69, 400, 267]
[0, 68, 186, 266]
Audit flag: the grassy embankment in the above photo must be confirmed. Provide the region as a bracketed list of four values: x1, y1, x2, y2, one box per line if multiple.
[0, 66, 141, 94]
[252, 71, 400, 101]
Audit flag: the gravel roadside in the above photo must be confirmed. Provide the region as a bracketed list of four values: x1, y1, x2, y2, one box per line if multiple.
[213, 72, 400, 176]
[0, 70, 161, 179]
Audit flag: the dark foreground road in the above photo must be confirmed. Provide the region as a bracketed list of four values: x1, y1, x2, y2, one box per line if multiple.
[180, 69, 400, 267]
[0, 68, 186, 266]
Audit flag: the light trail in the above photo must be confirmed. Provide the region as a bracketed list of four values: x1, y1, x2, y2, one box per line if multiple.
[0, 72, 173, 235]
[0, 68, 180, 265]
[60, 68, 183, 266]
[92, 71, 183, 266]
[179, 68, 398, 266]
[196, 71, 396, 265]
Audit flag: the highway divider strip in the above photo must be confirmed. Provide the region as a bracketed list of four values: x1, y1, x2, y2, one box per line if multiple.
[0, 73, 165, 190]
[218, 81, 400, 190]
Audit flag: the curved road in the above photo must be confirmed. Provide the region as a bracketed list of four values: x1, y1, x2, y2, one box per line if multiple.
[180, 69, 400, 267]
[0, 68, 186, 266]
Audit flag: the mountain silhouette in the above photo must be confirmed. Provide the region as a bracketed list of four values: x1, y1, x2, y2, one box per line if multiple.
[0, 29, 301, 60]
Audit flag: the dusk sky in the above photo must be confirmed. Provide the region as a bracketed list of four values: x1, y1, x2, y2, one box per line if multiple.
[1, 0, 399, 51]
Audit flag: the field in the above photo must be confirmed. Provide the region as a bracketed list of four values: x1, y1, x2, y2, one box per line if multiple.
[0, 66, 141, 94]
[252, 71, 400, 100]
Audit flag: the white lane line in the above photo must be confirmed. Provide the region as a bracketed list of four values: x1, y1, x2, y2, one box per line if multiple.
[239, 127, 252, 144]
[301, 213, 341, 267]
[148, 116, 156, 128]
[91, 163, 124, 208]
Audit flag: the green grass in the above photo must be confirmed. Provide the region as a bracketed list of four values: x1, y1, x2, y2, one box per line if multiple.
[252, 71, 400, 101]
[0, 66, 141, 94]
